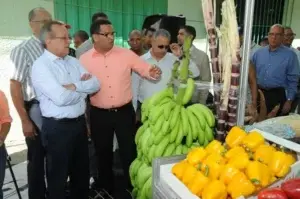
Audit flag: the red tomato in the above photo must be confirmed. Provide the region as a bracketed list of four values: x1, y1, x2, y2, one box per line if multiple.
[281, 178, 300, 199]
[258, 188, 288, 199]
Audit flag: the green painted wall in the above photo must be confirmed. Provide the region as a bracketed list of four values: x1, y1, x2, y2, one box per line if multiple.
[54, 0, 168, 47]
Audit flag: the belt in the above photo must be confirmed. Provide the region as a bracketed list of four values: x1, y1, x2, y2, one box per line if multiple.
[96, 101, 132, 112]
[258, 86, 284, 92]
[24, 99, 39, 105]
[43, 115, 85, 122]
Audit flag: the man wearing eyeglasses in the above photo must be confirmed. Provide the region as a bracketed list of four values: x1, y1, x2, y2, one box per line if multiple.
[283, 26, 300, 114]
[10, 7, 52, 199]
[251, 24, 300, 117]
[132, 29, 200, 124]
[31, 20, 100, 199]
[80, 19, 161, 199]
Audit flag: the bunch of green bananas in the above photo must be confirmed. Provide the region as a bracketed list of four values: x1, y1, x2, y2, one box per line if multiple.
[129, 36, 216, 199]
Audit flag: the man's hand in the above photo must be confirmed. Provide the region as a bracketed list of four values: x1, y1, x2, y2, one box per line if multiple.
[149, 65, 161, 80]
[281, 100, 292, 115]
[22, 119, 36, 138]
[170, 43, 182, 58]
[63, 84, 76, 91]
[81, 73, 92, 81]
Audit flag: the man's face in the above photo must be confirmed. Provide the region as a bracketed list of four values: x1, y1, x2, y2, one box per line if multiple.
[283, 28, 295, 47]
[30, 10, 52, 36]
[73, 35, 83, 48]
[46, 24, 70, 57]
[177, 29, 186, 45]
[268, 26, 284, 48]
[93, 24, 115, 51]
[143, 30, 153, 49]
[128, 33, 142, 51]
[151, 36, 170, 58]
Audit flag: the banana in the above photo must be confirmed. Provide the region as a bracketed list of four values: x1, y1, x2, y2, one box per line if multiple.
[186, 124, 193, 147]
[169, 118, 180, 143]
[182, 78, 195, 105]
[191, 103, 215, 127]
[157, 97, 171, 107]
[169, 105, 181, 128]
[186, 106, 205, 131]
[163, 143, 176, 157]
[147, 133, 154, 147]
[149, 105, 164, 125]
[161, 121, 170, 135]
[175, 123, 184, 145]
[180, 107, 189, 134]
[204, 124, 214, 142]
[203, 137, 209, 147]
[140, 128, 151, 155]
[136, 166, 152, 189]
[154, 130, 165, 145]
[163, 101, 176, 121]
[154, 136, 170, 158]
[182, 145, 189, 154]
[145, 177, 152, 199]
[152, 114, 164, 134]
[186, 109, 198, 140]
[148, 87, 173, 107]
[135, 125, 146, 145]
[129, 158, 141, 186]
[174, 145, 182, 155]
[147, 145, 156, 165]
[197, 129, 205, 146]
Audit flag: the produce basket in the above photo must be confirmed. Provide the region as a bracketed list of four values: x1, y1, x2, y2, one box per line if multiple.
[152, 129, 300, 199]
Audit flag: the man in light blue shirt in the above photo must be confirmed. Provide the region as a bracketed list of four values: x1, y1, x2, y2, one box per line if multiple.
[31, 20, 100, 199]
[251, 24, 299, 116]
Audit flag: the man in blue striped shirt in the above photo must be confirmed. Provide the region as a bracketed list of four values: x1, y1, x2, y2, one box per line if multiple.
[251, 24, 300, 116]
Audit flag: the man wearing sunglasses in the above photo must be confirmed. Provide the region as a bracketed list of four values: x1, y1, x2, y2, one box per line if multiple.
[283, 26, 300, 114]
[132, 29, 200, 124]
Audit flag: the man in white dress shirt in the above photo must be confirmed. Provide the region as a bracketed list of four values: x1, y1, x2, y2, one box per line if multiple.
[31, 20, 100, 199]
[132, 29, 200, 124]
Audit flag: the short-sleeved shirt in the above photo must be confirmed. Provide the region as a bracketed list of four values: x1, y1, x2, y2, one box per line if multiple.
[10, 36, 44, 101]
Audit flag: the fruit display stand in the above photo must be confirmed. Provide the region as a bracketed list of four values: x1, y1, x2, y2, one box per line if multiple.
[152, 129, 300, 199]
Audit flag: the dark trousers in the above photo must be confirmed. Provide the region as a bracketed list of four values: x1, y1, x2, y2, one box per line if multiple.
[24, 101, 46, 199]
[259, 86, 287, 116]
[90, 102, 136, 197]
[0, 145, 6, 199]
[41, 116, 89, 199]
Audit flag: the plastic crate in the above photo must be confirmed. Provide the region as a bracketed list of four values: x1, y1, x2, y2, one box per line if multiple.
[152, 129, 300, 199]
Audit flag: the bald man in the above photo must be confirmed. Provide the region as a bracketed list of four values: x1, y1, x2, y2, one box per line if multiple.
[251, 24, 300, 116]
[128, 30, 144, 56]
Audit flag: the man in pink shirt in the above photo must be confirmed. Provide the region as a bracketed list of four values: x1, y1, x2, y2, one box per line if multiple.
[0, 90, 12, 199]
[80, 19, 161, 198]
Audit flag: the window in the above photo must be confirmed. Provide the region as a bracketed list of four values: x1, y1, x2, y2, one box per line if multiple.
[54, 0, 168, 47]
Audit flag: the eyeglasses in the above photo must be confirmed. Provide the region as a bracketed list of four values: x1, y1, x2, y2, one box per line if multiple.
[96, 32, 116, 38]
[268, 32, 283, 38]
[31, 19, 52, 24]
[157, 45, 169, 50]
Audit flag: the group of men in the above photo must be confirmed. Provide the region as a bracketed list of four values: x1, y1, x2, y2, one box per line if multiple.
[1, 6, 212, 199]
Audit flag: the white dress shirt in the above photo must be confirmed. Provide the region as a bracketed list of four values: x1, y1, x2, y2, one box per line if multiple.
[31, 50, 100, 119]
[132, 51, 200, 110]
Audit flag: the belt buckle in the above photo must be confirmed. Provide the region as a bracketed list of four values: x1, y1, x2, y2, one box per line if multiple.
[109, 108, 118, 112]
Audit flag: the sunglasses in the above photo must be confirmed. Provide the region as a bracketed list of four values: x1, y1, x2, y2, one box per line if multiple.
[157, 45, 169, 50]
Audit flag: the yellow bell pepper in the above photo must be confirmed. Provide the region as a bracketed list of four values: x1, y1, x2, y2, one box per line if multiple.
[205, 140, 226, 155]
[269, 151, 296, 177]
[181, 163, 198, 185]
[187, 147, 207, 166]
[227, 172, 256, 199]
[227, 151, 250, 170]
[202, 180, 227, 199]
[219, 164, 240, 185]
[242, 131, 265, 152]
[201, 153, 225, 180]
[225, 146, 246, 160]
[246, 161, 271, 187]
[187, 170, 210, 197]
[254, 144, 276, 165]
[172, 160, 188, 180]
[225, 126, 247, 148]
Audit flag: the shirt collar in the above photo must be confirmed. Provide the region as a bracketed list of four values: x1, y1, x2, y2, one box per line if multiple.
[44, 49, 69, 61]
[268, 44, 284, 52]
[144, 49, 169, 62]
[92, 46, 116, 57]
[32, 35, 41, 44]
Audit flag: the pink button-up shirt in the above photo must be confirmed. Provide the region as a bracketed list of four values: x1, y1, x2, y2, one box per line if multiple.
[0, 90, 12, 133]
[80, 46, 151, 109]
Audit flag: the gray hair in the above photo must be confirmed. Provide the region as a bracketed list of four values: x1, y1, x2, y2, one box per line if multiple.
[153, 29, 171, 40]
[269, 24, 284, 34]
[39, 20, 64, 48]
[28, 7, 47, 21]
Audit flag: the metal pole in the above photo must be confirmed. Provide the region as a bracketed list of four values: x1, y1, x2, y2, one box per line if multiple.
[236, 0, 256, 126]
